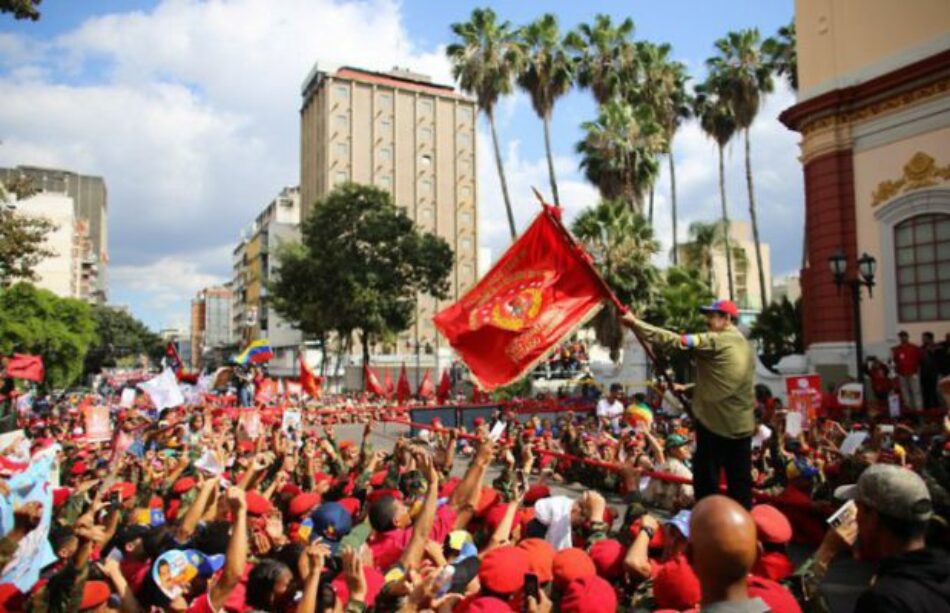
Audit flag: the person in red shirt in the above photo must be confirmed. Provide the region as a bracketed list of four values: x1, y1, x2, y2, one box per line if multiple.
[892, 330, 923, 409]
[867, 356, 894, 408]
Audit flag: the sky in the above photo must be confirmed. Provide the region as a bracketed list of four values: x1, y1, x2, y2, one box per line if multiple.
[0, 0, 801, 332]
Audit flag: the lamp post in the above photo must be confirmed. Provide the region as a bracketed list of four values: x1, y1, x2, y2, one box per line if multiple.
[406, 337, 432, 388]
[828, 250, 877, 380]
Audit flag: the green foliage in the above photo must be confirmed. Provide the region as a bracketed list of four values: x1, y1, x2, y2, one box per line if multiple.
[447, 8, 522, 116]
[0, 207, 57, 287]
[564, 14, 637, 105]
[515, 13, 573, 121]
[0, 283, 97, 387]
[493, 377, 532, 402]
[0, 0, 40, 21]
[647, 266, 715, 334]
[705, 29, 774, 130]
[751, 297, 803, 369]
[269, 183, 453, 365]
[573, 199, 660, 359]
[763, 21, 798, 91]
[84, 305, 163, 375]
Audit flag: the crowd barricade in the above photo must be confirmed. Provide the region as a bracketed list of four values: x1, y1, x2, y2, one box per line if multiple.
[402, 399, 597, 434]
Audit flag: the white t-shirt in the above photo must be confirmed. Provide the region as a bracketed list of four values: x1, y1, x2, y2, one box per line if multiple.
[596, 398, 624, 432]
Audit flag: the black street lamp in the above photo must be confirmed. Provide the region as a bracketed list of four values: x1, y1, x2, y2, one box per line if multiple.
[829, 250, 877, 380]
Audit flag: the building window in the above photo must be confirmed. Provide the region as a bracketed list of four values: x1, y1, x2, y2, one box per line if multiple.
[460, 185, 472, 202]
[335, 85, 349, 100]
[336, 142, 349, 159]
[420, 127, 433, 142]
[420, 154, 432, 169]
[378, 147, 392, 163]
[460, 211, 473, 225]
[458, 107, 473, 122]
[421, 207, 433, 220]
[462, 264, 474, 278]
[379, 119, 392, 136]
[461, 238, 472, 252]
[895, 213, 950, 322]
[335, 113, 349, 130]
[420, 178, 433, 195]
[458, 132, 471, 147]
[378, 93, 393, 109]
[379, 175, 392, 190]
[334, 171, 348, 185]
[419, 99, 433, 114]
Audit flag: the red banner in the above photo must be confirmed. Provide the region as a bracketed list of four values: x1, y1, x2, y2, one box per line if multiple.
[299, 355, 323, 399]
[433, 207, 610, 390]
[786, 374, 822, 425]
[4, 354, 44, 382]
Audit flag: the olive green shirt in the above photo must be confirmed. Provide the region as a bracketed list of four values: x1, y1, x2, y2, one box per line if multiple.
[634, 320, 755, 439]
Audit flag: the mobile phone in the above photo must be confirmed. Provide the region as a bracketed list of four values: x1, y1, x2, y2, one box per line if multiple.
[827, 500, 858, 545]
[523, 573, 539, 608]
[109, 490, 122, 507]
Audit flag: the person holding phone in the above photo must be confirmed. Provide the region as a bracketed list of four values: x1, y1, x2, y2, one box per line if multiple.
[623, 299, 756, 509]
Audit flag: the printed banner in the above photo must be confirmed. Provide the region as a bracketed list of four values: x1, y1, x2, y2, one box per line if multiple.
[0, 455, 58, 591]
[434, 207, 610, 390]
[84, 406, 112, 443]
[785, 374, 822, 425]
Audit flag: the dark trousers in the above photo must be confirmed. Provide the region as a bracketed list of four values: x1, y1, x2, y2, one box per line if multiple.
[693, 420, 753, 509]
[922, 375, 938, 409]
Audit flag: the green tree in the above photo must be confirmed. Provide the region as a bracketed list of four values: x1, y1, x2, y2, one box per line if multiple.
[0, 282, 97, 388]
[706, 29, 774, 310]
[631, 41, 692, 262]
[0, 206, 57, 288]
[448, 8, 522, 240]
[515, 13, 574, 207]
[573, 198, 660, 360]
[763, 20, 798, 91]
[0, 0, 40, 21]
[645, 266, 715, 382]
[269, 183, 453, 372]
[565, 14, 637, 105]
[576, 99, 663, 215]
[84, 305, 163, 375]
[750, 296, 803, 369]
[694, 81, 738, 300]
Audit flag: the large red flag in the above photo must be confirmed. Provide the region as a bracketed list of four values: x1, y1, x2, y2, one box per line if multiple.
[417, 370, 435, 399]
[436, 370, 452, 403]
[383, 369, 395, 399]
[396, 364, 412, 404]
[434, 206, 613, 390]
[299, 355, 323, 399]
[363, 364, 385, 396]
[4, 354, 44, 382]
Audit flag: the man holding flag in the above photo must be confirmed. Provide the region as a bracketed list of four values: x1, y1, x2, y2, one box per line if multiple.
[622, 299, 756, 509]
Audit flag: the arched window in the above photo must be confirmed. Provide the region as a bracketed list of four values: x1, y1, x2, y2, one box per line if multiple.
[894, 213, 950, 322]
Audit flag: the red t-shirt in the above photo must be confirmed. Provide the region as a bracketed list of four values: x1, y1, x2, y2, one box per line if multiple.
[752, 551, 795, 582]
[747, 575, 802, 613]
[892, 343, 922, 376]
[367, 504, 458, 571]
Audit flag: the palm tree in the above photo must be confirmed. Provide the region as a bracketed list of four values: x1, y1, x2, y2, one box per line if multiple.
[565, 14, 637, 105]
[573, 198, 660, 359]
[631, 41, 692, 264]
[516, 13, 574, 207]
[576, 99, 663, 214]
[706, 29, 774, 310]
[678, 221, 722, 287]
[763, 20, 798, 91]
[694, 81, 738, 300]
[447, 8, 523, 240]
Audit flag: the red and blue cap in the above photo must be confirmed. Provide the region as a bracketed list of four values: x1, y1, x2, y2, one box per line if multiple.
[699, 299, 739, 318]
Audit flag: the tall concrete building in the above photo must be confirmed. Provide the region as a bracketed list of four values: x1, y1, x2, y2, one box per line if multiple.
[0, 165, 108, 302]
[190, 286, 234, 370]
[300, 65, 479, 349]
[232, 187, 304, 376]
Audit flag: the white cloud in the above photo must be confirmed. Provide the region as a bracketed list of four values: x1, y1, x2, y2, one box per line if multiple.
[110, 248, 229, 310]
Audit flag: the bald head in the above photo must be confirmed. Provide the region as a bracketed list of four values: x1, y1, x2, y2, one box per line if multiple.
[689, 495, 758, 599]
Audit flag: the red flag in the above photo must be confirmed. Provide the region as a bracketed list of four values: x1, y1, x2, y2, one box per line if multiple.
[471, 387, 486, 404]
[417, 370, 435, 399]
[383, 369, 395, 399]
[436, 370, 452, 403]
[165, 342, 183, 372]
[363, 364, 385, 396]
[4, 354, 44, 382]
[299, 355, 323, 398]
[433, 207, 612, 391]
[255, 378, 278, 404]
[396, 364, 412, 404]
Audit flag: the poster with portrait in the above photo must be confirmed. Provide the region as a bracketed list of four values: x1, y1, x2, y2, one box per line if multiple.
[785, 374, 822, 426]
[85, 406, 113, 443]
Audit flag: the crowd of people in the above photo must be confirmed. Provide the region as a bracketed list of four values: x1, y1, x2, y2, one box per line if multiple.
[867, 331, 950, 411]
[0, 299, 947, 612]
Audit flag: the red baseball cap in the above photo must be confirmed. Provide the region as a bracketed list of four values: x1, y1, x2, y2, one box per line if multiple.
[517, 538, 555, 584]
[478, 545, 530, 595]
[79, 580, 111, 610]
[552, 548, 596, 589]
[245, 491, 274, 516]
[560, 575, 618, 613]
[653, 554, 701, 610]
[588, 539, 625, 579]
[289, 493, 321, 518]
[699, 299, 739, 318]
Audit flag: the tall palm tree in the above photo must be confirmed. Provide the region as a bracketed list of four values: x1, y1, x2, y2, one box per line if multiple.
[706, 29, 774, 310]
[631, 42, 692, 264]
[573, 198, 660, 359]
[763, 20, 798, 91]
[678, 221, 722, 288]
[516, 13, 574, 207]
[565, 14, 637, 106]
[447, 8, 523, 240]
[576, 99, 663, 214]
[694, 81, 738, 300]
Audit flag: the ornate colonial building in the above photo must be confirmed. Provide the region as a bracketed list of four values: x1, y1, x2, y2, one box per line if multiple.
[780, 0, 949, 381]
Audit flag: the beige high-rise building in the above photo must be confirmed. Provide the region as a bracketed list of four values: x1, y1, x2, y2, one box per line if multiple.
[300, 64, 479, 347]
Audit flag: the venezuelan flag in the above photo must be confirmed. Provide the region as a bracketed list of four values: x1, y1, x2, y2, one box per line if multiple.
[236, 339, 274, 365]
[624, 401, 654, 428]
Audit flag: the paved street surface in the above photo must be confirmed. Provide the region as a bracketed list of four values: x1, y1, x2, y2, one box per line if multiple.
[336, 423, 871, 611]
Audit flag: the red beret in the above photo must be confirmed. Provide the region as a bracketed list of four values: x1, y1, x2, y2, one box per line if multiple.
[79, 580, 111, 611]
[524, 484, 551, 506]
[337, 497, 361, 518]
[517, 538, 555, 584]
[369, 470, 388, 487]
[52, 488, 71, 508]
[475, 487, 498, 517]
[281, 483, 303, 497]
[289, 493, 321, 518]
[149, 495, 164, 509]
[172, 477, 197, 495]
[588, 539, 625, 579]
[552, 548, 596, 589]
[560, 575, 617, 613]
[629, 519, 665, 549]
[751, 504, 793, 545]
[110, 481, 136, 501]
[237, 440, 255, 453]
[70, 461, 88, 476]
[653, 555, 701, 610]
[478, 545, 530, 595]
[459, 596, 511, 612]
[484, 503, 522, 533]
[367, 488, 402, 505]
[246, 491, 274, 516]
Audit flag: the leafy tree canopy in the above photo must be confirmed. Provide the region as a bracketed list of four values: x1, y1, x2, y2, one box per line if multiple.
[751, 296, 803, 370]
[84, 305, 163, 375]
[0, 0, 40, 21]
[0, 205, 57, 288]
[0, 282, 97, 388]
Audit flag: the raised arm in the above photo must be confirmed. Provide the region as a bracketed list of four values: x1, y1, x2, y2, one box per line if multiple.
[210, 487, 248, 610]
